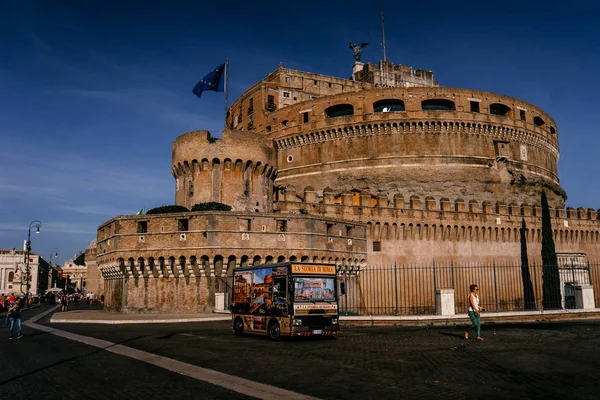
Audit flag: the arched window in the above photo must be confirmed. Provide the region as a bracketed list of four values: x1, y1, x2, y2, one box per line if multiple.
[8, 272, 14, 282]
[490, 103, 512, 116]
[550, 126, 556, 134]
[421, 99, 455, 111]
[373, 99, 405, 113]
[325, 104, 354, 118]
[534, 116, 545, 127]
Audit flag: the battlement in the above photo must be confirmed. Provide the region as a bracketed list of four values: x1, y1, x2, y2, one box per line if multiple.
[276, 186, 599, 224]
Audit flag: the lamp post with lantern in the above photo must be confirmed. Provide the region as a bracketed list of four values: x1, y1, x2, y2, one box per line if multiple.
[25, 220, 42, 306]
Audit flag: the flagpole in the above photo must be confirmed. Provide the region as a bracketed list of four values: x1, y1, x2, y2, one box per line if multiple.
[224, 58, 229, 130]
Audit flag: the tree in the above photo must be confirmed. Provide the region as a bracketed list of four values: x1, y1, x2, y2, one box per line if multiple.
[520, 219, 536, 310]
[541, 191, 561, 309]
[146, 205, 189, 214]
[74, 252, 85, 266]
[191, 202, 232, 211]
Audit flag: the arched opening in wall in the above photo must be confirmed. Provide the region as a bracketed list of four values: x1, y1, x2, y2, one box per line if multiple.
[168, 256, 176, 276]
[533, 116, 545, 127]
[158, 257, 165, 275]
[313, 256, 319, 262]
[201, 255, 210, 275]
[227, 256, 236, 276]
[128, 258, 135, 275]
[490, 103, 512, 117]
[421, 99, 455, 111]
[223, 158, 232, 171]
[325, 104, 354, 118]
[148, 257, 155, 273]
[8, 271, 14, 282]
[190, 256, 197, 275]
[214, 255, 224, 278]
[179, 256, 186, 276]
[289, 255, 297, 262]
[264, 255, 274, 264]
[266, 125, 271, 133]
[301, 256, 310, 262]
[252, 255, 261, 266]
[277, 255, 286, 263]
[240, 255, 249, 268]
[138, 257, 145, 275]
[550, 126, 556, 135]
[373, 99, 405, 113]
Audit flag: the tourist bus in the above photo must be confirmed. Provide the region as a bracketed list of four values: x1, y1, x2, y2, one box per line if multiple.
[230, 262, 341, 340]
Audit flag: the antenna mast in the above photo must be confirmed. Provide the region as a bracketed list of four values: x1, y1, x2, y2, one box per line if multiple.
[382, 0, 387, 62]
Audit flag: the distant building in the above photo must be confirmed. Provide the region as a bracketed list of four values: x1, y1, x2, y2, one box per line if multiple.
[0, 248, 48, 296]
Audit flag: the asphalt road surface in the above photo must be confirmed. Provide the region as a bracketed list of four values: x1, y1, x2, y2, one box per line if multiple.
[2, 304, 599, 399]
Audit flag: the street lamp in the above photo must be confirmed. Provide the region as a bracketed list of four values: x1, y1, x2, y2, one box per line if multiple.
[47, 248, 58, 292]
[25, 220, 42, 305]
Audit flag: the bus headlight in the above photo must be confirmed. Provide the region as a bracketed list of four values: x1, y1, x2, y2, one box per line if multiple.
[331, 318, 338, 325]
[293, 319, 303, 326]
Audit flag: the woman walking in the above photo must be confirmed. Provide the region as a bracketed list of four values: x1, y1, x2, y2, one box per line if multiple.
[7, 297, 24, 339]
[465, 284, 484, 341]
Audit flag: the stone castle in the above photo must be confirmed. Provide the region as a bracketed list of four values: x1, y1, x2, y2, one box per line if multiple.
[87, 58, 600, 312]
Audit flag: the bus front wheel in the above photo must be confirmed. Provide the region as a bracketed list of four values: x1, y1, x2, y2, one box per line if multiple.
[234, 317, 244, 336]
[268, 320, 281, 340]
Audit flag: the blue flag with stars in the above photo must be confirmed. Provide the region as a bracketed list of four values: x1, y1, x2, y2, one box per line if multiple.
[192, 63, 225, 98]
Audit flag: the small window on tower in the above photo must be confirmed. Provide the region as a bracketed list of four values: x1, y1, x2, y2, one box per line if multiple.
[178, 219, 189, 232]
[520, 109, 526, 121]
[303, 112, 309, 123]
[137, 221, 148, 234]
[470, 101, 480, 113]
[373, 241, 381, 252]
[283, 92, 290, 98]
[276, 220, 287, 232]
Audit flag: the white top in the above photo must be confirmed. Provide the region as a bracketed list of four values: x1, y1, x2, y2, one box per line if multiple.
[468, 293, 480, 312]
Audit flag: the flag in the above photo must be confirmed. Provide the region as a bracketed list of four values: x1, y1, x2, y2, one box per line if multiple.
[192, 63, 225, 98]
[136, 208, 144, 215]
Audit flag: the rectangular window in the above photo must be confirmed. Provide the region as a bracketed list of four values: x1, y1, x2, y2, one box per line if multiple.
[137, 221, 148, 234]
[373, 241, 381, 252]
[239, 218, 251, 231]
[188, 180, 193, 197]
[520, 109, 526, 121]
[267, 95, 275, 111]
[285, 76, 290, 83]
[276, 219, 287, 232]
[248, 98, 253, 115]
[470, 101, 480, 113]
[283, 92, 290, 98]
[303, 112, 309, 123]
[178, 219, 189, 232]
[328, 82, 332, 88]
[313, 80, 317, 85]
[346, 225, 353, 237]
[326, 223, 334, 235]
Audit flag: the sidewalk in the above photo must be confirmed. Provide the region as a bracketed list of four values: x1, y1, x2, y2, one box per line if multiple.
[48, 303, 600, 325]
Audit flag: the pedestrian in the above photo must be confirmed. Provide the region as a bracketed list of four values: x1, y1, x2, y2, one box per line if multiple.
[7, 297, 24, 339]
[8, 293, 15, 304]
[464, 284, 485, 341]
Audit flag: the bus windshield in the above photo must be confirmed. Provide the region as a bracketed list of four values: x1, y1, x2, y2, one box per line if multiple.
[292, 276, 336, 301]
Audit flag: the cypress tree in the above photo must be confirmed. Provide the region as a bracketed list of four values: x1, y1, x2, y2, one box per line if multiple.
[541, 190, 561, 309]
[520, 218, 536, 310]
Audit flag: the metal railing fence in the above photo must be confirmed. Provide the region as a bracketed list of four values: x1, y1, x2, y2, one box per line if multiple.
[338, 262, 596, 316]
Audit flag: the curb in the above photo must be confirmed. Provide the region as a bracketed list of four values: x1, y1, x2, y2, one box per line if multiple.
[49, 316, 232, 324]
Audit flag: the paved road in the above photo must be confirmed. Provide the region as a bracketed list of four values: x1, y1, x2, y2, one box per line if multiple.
[2, 304, 600, 399]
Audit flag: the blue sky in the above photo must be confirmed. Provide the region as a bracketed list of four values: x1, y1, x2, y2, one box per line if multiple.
[1, 1, 599, 265]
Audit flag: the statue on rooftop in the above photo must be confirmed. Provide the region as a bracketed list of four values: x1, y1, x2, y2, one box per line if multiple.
[349, 41, 368, 62]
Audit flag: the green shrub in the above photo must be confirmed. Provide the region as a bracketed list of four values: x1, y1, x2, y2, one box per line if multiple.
[146, 205, 189, 214]
[191, 202, 232, 212]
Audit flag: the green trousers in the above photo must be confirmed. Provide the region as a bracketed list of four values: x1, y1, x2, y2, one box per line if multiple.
[467, 311, 481, 337]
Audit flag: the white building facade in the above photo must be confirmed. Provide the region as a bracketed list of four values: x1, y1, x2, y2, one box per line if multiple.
[0, 248, 44, 296]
